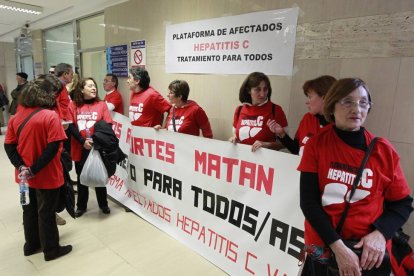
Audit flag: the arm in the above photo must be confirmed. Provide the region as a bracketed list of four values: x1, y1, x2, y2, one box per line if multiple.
[30, 141, 60, 174]
[196, 108, 213, 138]
[4, 143, 25, 169]
[67, 123, 85, 145]
[279, 135, 300, 154]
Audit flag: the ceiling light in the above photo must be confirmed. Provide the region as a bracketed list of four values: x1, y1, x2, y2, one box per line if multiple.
[0, 0, 42, 15]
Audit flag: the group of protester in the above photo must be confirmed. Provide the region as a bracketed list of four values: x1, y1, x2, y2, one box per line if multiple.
[2, 64, 413, 276]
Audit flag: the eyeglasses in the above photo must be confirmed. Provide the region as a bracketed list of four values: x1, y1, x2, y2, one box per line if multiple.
[338, 98, 372, 109]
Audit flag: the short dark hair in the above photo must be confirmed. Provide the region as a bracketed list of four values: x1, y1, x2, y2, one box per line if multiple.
[239, 72, 272, 104]
[324, 78, 372, 122]
[16, 72, 28, 80]
[55, 63, 73, 77]
[302, 75, 337, 97]
[20, 80, 56, 108]
[73, 77, 101, 106]
[129, 68, 150, 90]
[106, 73, 118, 89]
[168, 80, 190, 101]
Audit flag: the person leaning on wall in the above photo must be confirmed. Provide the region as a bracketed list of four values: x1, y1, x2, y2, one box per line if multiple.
[229, 71, 288, 152]
[9, 72, 28, 116]
[298, 78, 413, 276]
[154, 80, 213, 138]
[268, 75, 336, 155]
[3, 79, 72, 261]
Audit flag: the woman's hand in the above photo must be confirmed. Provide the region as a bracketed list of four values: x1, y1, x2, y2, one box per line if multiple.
[83, 138, 93, 150]
[229, 136, 239, 144]
[266, 119, 285, 138]
[252, 140, 266, 152]
[330, 240, 361, 276]
[154, 125, 162, 131]
[354, 230, 386, 271]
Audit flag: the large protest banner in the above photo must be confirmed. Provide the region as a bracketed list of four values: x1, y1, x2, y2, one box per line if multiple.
[107, 113, 304, 275]
[165, 8, 299, 76]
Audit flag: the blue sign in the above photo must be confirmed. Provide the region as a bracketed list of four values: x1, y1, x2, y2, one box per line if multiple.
[106, 44, 128, 77]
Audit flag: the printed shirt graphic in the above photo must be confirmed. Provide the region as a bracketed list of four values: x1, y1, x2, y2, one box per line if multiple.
[68, 101, 112, 161]
[233, 101, 287, 145]
[5, 107, 67, 189]
[298, 127, 411, 248]
[104, 89, 124, 114]
[165, 100, 213, 138]
[129, 86, 171, 127]
[294, 113, 331, 156]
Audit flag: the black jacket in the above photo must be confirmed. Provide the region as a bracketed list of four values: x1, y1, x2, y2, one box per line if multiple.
[92, 120, 126, 177]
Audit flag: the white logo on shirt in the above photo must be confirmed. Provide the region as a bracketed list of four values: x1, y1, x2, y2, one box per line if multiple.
[167, 116, 184, 132]
[129, 103, 143, 121]
[77, 112, 98, 131]
[239, 116, 263, 141]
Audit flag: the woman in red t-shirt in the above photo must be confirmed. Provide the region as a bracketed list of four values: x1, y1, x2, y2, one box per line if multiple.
[229, 72, 288, 152]
[67, 78, 112, 218]
[154, 80, 213, 138]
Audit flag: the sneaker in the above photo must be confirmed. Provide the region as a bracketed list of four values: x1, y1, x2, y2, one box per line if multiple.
[44, 245, 72, 261]
[56, 214, 66, 225]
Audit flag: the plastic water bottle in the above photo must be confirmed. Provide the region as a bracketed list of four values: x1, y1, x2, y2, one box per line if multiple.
[19, 177, 30, 206]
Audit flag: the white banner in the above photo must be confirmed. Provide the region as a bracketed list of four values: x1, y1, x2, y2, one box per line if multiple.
[165, 8, 299, 76]
[108, 113, 304, 275]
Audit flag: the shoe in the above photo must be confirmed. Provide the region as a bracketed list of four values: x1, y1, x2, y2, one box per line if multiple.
[101, 207, 110, 214]
[44, 245, 72, 261]
[75, 209, 86, 218]
[24, 243, 41, 256]
[56, 214, 66, 225]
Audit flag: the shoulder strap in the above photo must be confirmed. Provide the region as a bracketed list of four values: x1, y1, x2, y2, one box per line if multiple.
[336, 137, 379, 234]
[172, 107, 177, 132]
[17, 108, 44, 139]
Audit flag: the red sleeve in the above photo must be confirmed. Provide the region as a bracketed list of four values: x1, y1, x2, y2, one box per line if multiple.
[56, 87, 70, 121]
[47, 112, 67, 143]
[195, 107, 213, 138]
[274, 104, 288, 128]
[153, 93, 171, 113]
[4, 117, 17, 144]
[297, 136, 318, 173]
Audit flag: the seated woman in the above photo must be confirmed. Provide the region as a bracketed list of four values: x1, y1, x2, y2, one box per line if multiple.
[154, 80, 213, 138]
[267, 75, 336, 155]
[229, 72, 288, 152]
[298, 78, 413, 275]
[67, 77, 112, 217]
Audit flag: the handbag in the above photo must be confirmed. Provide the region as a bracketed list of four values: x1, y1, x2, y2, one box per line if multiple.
[327, 137, 391, 275]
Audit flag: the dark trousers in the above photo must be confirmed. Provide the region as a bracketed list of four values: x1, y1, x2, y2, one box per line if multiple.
[75, 158, 108, 211]
[23, 187, 60, 254]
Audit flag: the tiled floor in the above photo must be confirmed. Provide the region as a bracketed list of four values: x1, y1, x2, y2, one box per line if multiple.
[0, 129, 227, 276]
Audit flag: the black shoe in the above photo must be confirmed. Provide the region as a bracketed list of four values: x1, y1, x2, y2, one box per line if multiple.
[75, 209, 86, 217]
[24, 243, 41, 256]
[44, 245, 72, 261]
[101, 207, 110, 214]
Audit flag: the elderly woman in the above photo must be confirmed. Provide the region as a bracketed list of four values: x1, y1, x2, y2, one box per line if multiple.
[298, 78, 413, 275]
[154, 80, 213, 138]
[4, 79, 72, 261]
[67, 77, 112, 217]
[268, 75, 336, 155]
[229, 72, 288, 152]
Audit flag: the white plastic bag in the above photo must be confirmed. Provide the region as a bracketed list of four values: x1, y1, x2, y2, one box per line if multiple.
[80, 147, 108, 187]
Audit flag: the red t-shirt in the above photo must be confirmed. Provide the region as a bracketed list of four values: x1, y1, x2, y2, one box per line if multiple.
[129, 86, 171, 127]
[104, 89, 124, 114]
[55, 86, 71, 121]
[295, 113, 331, 155]
[68, 101, 113, 161]
[5, 107, 67, 189]
[298, 127, 411, 248]
[233, 100, 288, 145]
[165, 100, 213, 138]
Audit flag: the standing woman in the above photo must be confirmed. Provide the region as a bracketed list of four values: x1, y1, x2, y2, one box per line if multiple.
[298, 78, 413, 275]
[67, 77, 112, 217]
[229, 72, 288, 152]
[154, 80, 213, 138]
[267, 75, 336, 155]
[4, 80, 72, 261]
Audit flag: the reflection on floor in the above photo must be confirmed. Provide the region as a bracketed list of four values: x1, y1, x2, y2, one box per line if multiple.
[0, 130, 227, 276]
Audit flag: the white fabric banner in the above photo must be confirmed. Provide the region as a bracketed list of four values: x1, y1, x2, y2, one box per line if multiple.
[108, 113, 304, 275]
[165, 8, 299, 76]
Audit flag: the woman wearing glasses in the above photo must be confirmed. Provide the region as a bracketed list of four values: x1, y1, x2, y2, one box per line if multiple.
[298, 78, 412, 275]
[267, 75, 336, 155]
[154, 80, 213, 138]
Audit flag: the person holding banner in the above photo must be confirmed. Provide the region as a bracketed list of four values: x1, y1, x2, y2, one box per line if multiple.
[127, 68, 171, 127]
[298, 78, 413, 275]
[154, 80, 213, 138]
[67, 77, 112, 217]
[267, 75, 336, 155]
[229, 72, 288, 152]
